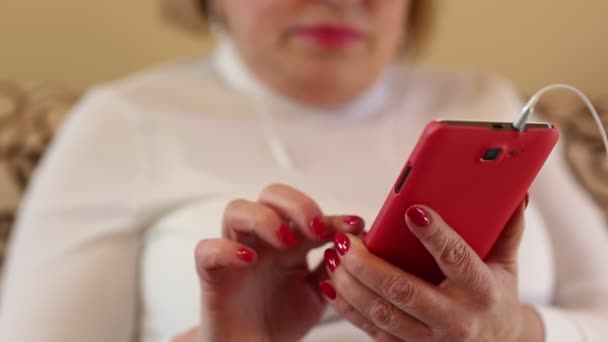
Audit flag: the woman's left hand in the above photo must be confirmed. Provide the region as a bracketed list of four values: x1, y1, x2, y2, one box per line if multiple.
[321, 202, 544, 341]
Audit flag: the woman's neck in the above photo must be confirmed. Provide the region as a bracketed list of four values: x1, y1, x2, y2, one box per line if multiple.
[212, 36, 396, 119]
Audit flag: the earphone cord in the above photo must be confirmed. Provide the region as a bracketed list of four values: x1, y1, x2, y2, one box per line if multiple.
[513, 84, 608, 160]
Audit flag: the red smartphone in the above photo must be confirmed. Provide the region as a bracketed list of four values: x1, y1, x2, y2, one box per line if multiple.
[364, 120, 559, 284]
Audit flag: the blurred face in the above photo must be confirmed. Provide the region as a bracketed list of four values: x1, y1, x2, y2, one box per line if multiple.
[211, 0, 411, 106]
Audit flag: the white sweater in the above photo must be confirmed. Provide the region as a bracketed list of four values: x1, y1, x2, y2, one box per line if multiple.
[1, 40, 607, 342]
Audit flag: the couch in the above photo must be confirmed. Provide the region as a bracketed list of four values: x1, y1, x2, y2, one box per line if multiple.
[0, 82, 606, 270]
[0, 82, 79, 267]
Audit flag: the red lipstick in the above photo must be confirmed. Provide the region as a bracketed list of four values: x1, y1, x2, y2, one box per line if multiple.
[295, 24, 363, 49]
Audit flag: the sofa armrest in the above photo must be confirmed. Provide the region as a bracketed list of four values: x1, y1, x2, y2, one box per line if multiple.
[0, 81, 79, 267]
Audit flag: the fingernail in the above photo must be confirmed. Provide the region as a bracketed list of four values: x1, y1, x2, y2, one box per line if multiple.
[277, 224, 299, 248]
[324, 248, 340, 272]
[236, 248, 256, 263]
[319, 281, 337, 300]
[334, 232, 351, 256]
[311, 216, 330, 240]
[406, 206, 431, 227]
[524, 193, 530, 209]
[343, 215, 365, 230]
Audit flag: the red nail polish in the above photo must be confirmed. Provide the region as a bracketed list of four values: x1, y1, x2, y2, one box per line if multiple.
[311, 216, 330, 240]
[236, 248, 256, 263]
[277, 224, 299, 248]
[334, 232, 351, 256]
[324, 248, 340, 272]
[406, 206, 431, 227]
[319, 281, 337, 300]
[343, 215, 365, 230]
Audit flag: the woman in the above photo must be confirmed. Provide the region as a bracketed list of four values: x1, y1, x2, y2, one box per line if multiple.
[1, 0, 607, 341]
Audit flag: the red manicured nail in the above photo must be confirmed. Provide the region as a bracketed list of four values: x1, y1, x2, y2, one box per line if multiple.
[334, 232, 351, 256]
[319, 281, 336, 300]
[311, 216, 330, 240]
[236, 248, 256, 263]
[324, 248, 340, 272]
[343, 215, 365, 230]
[406, 206, 431, 227]
[277, 224, 299, 248]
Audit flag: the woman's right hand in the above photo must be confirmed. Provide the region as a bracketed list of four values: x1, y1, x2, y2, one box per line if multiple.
[175, 183, 365, 342]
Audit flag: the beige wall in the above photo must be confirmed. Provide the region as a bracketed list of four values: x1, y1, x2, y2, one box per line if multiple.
[2, 0, 607, 97]
[424, 1, 608, 98]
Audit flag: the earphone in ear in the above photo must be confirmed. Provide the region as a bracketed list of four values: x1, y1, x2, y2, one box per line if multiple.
[513, 84, 608, 161]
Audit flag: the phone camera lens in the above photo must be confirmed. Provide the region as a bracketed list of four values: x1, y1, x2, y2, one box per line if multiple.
[482, 148, 502, 161]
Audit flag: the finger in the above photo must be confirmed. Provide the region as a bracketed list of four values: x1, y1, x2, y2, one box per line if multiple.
[223, 199, 300, 249]
[332, 233, 452, 328]
[194, 238, 256, 284]
[405, 205, 493, 295]
[326, 249, 432, 341]
[309, 261, 329, 288]
[328, 215, 366, 235]
[308, 216, 366, 284]
[258, 183, 329, 240]
[319, 282, 404, 342]
[485, 200, 526, 271]
[303, 214, 368, 253]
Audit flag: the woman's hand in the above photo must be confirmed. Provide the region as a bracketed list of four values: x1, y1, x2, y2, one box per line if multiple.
[175, 183, 365, 342]
[321, 201, 544, 341]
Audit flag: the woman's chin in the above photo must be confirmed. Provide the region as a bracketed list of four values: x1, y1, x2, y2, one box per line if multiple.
[281, 78, 374, 107]
[291, 40, 366, 56]
[266, 49, 381, 106]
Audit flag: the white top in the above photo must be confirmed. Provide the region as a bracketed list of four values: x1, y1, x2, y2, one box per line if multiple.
[1, 40, 607, 342]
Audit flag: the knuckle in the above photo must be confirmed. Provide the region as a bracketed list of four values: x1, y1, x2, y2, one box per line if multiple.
[223, 198, 248, 219]
[445, 317, 474, 340]
[476, 283, 500, 310]
[359, 321, 386, 341]
[194, 240, 217, 274]
[223, 199, 256, 236]
[261, 183, 319, 220]
[340, 302, 360, 319]
[292, 199, 316, 217]
[194, 239, 210, 261]
[225, 199, 280, 234]
[373, 331, 398, 342]
[382, 276, 416, 308]
[344, 306, 385, 340]
[261, 183, 296, 201]
[251, 206, 276, 225]
[344, 247, 366, 271]
[261, 182, 285, 195]
[368, 299, 397, 331]
[440, 237, 472, 269]
[425, 222, 445, 242]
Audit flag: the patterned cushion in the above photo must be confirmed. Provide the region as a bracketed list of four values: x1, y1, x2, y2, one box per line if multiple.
[0, 82, 78, 267]
[539, 100, 608, 221]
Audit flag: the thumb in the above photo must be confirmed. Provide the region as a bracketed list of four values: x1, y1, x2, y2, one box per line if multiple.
[485, 196, 527, 271]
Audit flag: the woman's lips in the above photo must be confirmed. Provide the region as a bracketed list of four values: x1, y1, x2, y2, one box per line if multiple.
[294, 25, 364, 49]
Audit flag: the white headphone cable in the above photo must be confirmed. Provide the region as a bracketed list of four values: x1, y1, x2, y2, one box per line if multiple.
[513, 84, 608, 161]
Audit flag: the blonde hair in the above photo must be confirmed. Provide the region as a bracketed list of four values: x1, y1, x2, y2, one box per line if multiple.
[161, 0, 434, 52]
